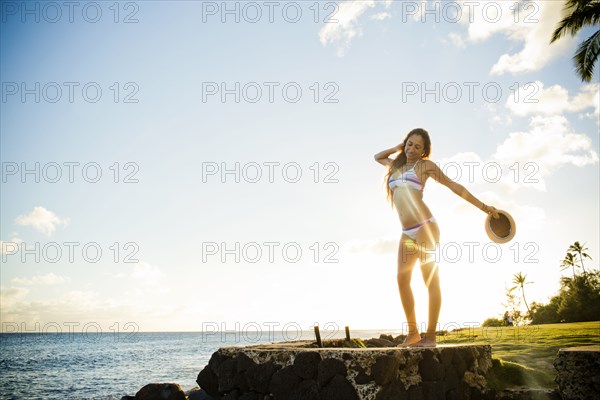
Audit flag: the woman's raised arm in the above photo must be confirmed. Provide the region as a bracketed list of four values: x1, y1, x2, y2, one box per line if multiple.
[424, 160, 500, 218]
[374, 144, 403, 167]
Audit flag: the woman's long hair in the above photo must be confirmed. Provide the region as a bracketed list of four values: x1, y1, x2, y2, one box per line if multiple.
[384, 128, 432, 208]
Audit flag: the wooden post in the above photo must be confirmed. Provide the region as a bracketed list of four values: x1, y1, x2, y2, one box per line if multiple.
[314, 325, 323, 348]
[345, 326, 351, 341]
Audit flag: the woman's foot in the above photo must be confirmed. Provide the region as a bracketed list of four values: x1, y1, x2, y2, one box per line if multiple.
[408, 332, 436, 347]
[396, 332, 421, 347]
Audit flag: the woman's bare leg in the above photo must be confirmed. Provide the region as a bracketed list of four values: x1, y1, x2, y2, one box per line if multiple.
[396, 235, 421, 346]
[411, 221, 441, 347]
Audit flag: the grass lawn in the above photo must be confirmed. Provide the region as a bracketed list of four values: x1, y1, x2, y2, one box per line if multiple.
[437, 321, 600, 389]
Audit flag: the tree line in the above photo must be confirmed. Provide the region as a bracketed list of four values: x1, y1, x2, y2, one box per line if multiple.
[484, 241, 600, 326]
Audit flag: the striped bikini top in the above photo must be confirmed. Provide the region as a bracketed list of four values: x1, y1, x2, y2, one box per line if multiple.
[388, 160, 424, 191]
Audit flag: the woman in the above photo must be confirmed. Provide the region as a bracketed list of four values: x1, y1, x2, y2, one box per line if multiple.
[374, 128, 499, 347]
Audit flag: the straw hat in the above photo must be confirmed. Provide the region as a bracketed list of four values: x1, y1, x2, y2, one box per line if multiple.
[485, 210, 516, 244]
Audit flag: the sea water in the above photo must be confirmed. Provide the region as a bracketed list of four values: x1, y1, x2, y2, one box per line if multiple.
[0, 329, 392, 399]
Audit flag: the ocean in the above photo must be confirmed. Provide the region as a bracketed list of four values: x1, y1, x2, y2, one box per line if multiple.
[0, 329, 391, 399]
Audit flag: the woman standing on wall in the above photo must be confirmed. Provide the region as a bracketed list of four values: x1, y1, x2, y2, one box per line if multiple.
[374, 128, 499, 347]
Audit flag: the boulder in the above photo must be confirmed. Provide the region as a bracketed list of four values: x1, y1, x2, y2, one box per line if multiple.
[317, 357, 347, 387]
[186, 387, 215, 400]
[372, 355, 400, 385]
[134, 383, 187, 400]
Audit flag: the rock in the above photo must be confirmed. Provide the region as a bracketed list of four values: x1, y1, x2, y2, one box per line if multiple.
[236, 352, 256, 373]
[233, 370, 250, 393]
[375, 380, 406, 400]
[352, 365, 372, 385]
[317, 358, 347, 387]
[443, 364, 460, 392]
[245, 360, 280, 393]
[222, 390, 239, 400]
[452, 350, 468, 379]
[120, 396, 135, 400]
[289, 379, 319, 400]
[418, 350, 444, 381]
[378, 334, 395, 342]
[494, 388, 561, 399]
[440, 347, 454, 366]
[186, 387, 215, 400]
[269, 365, 301, 399]
[134, 383, 187, 400]
[407, 384, 425, 400]
[463, 371, 487, 391]
[421, 381, 444, 400]
[197, 342, 493, 399]
[318, 374, 359, 400]
[238, 392, 259, 400]
[209, 352, 232, 375]
[372, 355, 400, 385]
[292, 351, 321, 379]
[364, 338, 396, 347]
[554, 345, 600, 400]
[218, 358, 238, 392]
[197, 365, 220, 396]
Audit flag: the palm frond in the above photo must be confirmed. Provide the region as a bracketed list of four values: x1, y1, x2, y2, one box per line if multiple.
[551, 2, 600, 43]
[574, 29, 600, 81]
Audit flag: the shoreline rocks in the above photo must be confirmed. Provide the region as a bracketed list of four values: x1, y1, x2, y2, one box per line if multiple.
[196, 341, 493, 400]
[123, 338, 598, 399]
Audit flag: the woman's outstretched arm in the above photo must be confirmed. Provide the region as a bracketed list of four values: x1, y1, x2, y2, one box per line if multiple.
[374, 144, 403, 167]
[424, 160, 500, 218]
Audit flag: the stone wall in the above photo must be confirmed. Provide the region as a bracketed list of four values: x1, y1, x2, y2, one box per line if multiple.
[196, 341, 493, 400]
[554, 345, 600, 400]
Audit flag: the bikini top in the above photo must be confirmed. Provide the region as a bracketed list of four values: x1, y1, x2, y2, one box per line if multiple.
[388, 160, 424, 192]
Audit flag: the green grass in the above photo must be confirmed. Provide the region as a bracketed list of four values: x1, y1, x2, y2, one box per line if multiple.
[437, 321, 600, 389]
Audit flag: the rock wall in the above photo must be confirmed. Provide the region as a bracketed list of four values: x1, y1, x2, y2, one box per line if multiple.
[196, 341, 494, 400]
[554, 345, 600, 400]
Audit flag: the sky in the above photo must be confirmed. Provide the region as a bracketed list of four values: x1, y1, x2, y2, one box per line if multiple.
[1, 0, 598, 336]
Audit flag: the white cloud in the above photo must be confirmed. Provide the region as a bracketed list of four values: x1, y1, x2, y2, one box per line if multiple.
[484, 103, 513, 127]
[0, 237, 22, 255]
[493, 115, 599, 177]
[506, 82, 599, 117]
[448, 32, 466, 48]
[0, 283, 176, 330]
[15, 206, 69, 236]
[453, 0, 576, 75]
[0, 286, 30, 309]
[432, 114, 598, 194]
[370, 11, 391, 21]
[461, 0, 530, 42]
[436, 151, 542, 193]
[130, 262, 163, 286]
[490, 1, 574, 75]
[0, 286, 118, 326]
[319, 0, 393, 56]
[319, 1, 376, 56]
[11, 273, 69, 286]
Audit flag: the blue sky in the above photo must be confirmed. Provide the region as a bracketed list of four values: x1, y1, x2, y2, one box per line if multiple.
[1, 0, 598, 334]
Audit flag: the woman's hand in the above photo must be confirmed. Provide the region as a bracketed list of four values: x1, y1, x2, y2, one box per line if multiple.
[396, 143, 405, 152]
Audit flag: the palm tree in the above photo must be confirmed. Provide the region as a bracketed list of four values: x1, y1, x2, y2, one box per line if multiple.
[550, 0, 600, 82]
[512, 272, 533, 314]
[561, 252, 578, 278]
[560, 275, 574, 290]
[568, 241, 592, 273]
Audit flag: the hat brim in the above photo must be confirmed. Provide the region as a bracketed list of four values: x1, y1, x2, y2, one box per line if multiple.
[485, 210, 516, 244]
